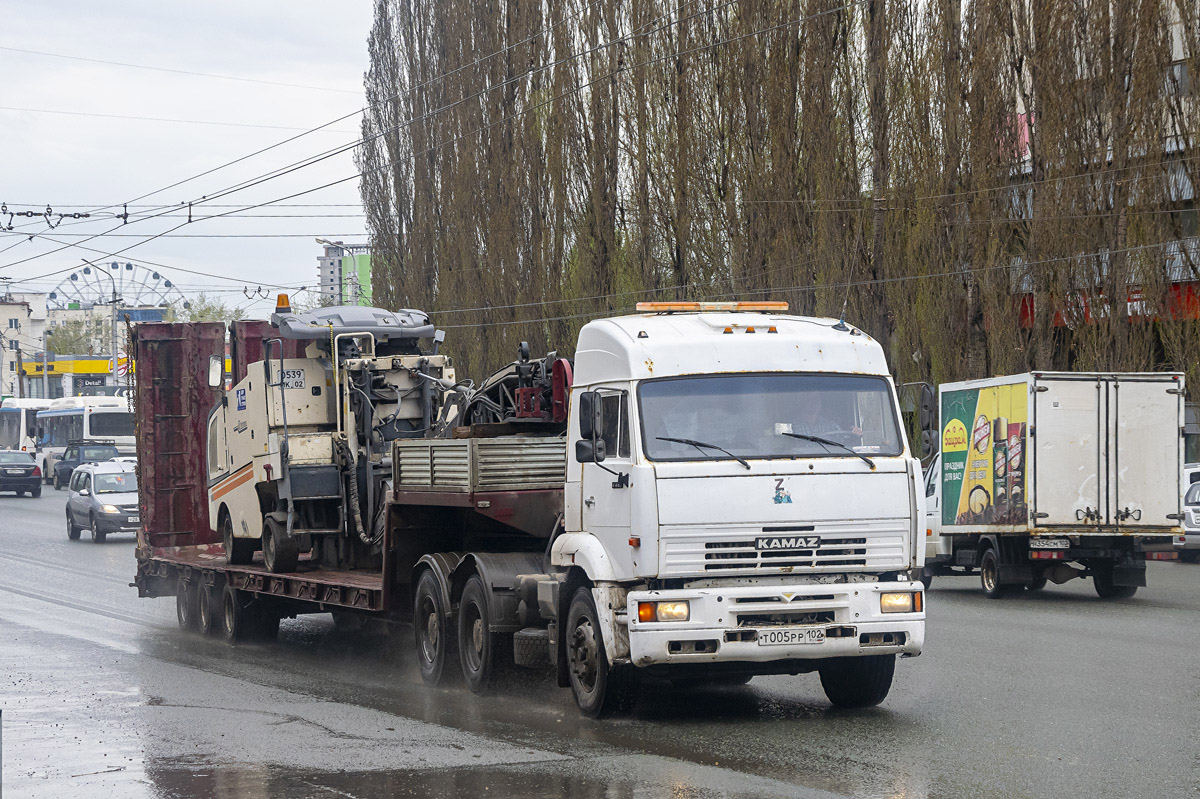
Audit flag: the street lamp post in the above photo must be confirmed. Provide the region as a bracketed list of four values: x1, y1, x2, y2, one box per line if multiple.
[43, 329, 52, 399]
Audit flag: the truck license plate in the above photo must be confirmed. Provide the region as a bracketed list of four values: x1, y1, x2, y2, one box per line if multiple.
[1030, 537, 1070, 550]
[757, 628, 825, 646]
[281, 369, 306, 390]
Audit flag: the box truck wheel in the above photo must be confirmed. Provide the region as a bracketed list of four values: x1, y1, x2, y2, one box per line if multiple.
[222, 512, 255, 566]
[414, 570, 454, 686]
[979, 548, 1017, 598]
[565, 587, 637, 718]
[176, 581, 198, 630]
[262, 516, 299, 573]
[457, 575, 510, 692]
[1092, 562, 1138, 599]
[819, 654, 895, 708]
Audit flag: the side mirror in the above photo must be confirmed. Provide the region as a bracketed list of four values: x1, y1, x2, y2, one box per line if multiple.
[917, 383, 938, 458]
[79, 488, 90, 497]
[578, 391, 603, 441]
[575, 437, 607, 464]
[207, 355, 223, 388]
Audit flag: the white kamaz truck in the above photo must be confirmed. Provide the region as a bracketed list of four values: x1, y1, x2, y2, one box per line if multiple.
[143, 300, 926, 717]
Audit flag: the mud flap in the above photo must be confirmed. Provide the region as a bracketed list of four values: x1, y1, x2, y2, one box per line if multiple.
[1112, 561, 1147, 587]
[592, 584, 630, 666]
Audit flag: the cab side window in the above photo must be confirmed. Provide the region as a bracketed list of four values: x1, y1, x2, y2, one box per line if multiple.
[599, 392, 630, 459]
[924, 459, 939, 497]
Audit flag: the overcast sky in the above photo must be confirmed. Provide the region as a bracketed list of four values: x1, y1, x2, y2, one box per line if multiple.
[0, 0, 374, 320]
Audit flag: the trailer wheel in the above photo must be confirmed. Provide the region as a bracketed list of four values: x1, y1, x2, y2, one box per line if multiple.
[819, 654, 895, 708]
[254, 610, 281, 643]
[262, 516, 299, 574]
[458, 575, 506, 693]
[414, 570, 453, 685]
[565, 587, 636, 718]
[1092, 562, 1138, 599]
[979, 548, 1016, 598]
[197, 581, 219, 635]
[219, 585, 251, 643]
[222, 512, 254, 565]
[176, 581, 198, 630]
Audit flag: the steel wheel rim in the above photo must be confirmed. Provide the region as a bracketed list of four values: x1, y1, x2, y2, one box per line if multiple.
[464, 601, 484, 672]
[223, 593, 236, 634]
[982, 558, 996, 592]
[569, 617, 599, 692]
[418, 596, 440, 664]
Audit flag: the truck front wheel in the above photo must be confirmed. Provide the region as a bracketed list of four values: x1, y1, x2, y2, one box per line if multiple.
[1092, 562, 1138, 599]
[414, 570, 453, 686]
[262, 516, 299, 573]
[565, 587, 636, 718]
[222, 513, 255, 565]
[819, 654, 895, 708]
[457, 575, 507, 692]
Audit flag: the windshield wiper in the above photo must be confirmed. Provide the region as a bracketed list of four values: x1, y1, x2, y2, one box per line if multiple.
[781, 432, 876, 470]
[656, 436, 751, 470]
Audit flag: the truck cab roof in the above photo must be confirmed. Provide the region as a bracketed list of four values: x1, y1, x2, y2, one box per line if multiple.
[573, 312, 891, 384]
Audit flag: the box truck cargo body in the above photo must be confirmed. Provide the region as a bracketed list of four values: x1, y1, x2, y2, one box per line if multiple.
[924, 372, 1185, 598]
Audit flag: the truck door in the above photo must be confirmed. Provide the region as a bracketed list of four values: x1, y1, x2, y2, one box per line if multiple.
[1109, 377, 1183, 529]
[1033, 376, 1103, 527]
[581, 389, 633, 554]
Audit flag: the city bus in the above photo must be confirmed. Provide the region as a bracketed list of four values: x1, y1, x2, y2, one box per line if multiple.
[36, 397, 136, 481]
[0, 398, 51, 452]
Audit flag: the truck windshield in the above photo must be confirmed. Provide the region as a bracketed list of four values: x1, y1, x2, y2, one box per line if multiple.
[639, 373, 903, 462]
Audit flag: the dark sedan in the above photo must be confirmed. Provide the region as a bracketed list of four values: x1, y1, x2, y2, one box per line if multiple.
[0, 451, 42, 496]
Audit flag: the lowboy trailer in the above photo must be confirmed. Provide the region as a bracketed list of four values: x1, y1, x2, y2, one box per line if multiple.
[134, 300, 927, 716]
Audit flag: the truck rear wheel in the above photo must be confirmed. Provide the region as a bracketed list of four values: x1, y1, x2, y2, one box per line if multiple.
[414, 570, 453, 685]
[262, 516, 299, 573]
[819, 654, 895, 708]
[1092, 562, 1138, 599]
[565, 587, 636, 718]
[458, 575, 507, 692]
[222, 513, 255, 566]
[979, 548, 1017, 598]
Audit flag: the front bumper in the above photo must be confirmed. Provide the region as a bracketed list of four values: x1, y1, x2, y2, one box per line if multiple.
[626, 581, 924, 668]
[95, 511, 140, 533]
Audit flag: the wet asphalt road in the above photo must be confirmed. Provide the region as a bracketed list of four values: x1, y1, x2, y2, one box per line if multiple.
[2, 492, 1198, 799]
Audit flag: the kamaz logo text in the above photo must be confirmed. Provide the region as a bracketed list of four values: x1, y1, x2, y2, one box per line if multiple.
[755, 536, 820, 550]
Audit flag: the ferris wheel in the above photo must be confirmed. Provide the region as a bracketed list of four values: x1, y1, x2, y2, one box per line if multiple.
[47, 261, 187, 310]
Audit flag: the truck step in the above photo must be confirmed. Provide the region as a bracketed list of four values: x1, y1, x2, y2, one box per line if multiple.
[513, 627, 550, 668]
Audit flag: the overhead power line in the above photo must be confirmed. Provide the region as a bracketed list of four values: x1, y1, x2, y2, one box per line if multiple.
[0, 45, 361, 95]
[0, 105, 360, 134]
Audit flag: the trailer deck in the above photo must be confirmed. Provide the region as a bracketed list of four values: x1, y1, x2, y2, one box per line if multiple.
[137, 545, 387, 612]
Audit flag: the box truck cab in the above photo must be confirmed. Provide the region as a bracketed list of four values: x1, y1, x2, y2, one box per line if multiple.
[550, 303, 925, 714]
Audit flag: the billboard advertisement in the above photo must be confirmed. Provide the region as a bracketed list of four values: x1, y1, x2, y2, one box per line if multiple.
[941, 382, 1029, 526]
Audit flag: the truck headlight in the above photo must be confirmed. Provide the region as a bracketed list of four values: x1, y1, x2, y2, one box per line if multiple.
[880, 592, 922, 613]
[101, 504, 121, 514]
[637, 600, 690, 622]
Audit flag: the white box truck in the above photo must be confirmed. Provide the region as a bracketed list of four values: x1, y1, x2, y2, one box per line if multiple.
[922, 372, 1186, 598]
